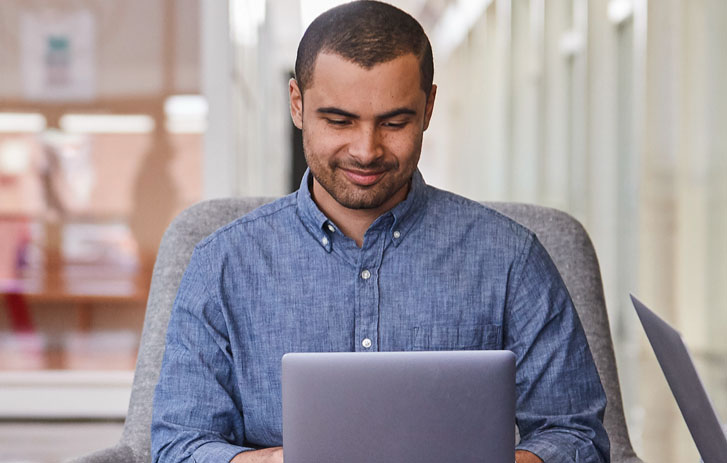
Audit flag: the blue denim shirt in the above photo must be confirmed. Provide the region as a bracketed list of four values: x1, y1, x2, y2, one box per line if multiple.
[152, 170, 609, 463]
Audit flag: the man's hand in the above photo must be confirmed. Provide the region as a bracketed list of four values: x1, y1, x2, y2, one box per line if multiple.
[230, 447, 283, 463]
[516, 449, 543, 463]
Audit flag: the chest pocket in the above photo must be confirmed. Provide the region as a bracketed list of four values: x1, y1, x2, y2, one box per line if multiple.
[412, 323, 501, 351]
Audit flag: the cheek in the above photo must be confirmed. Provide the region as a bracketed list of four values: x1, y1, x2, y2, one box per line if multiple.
[382, 130, 422, 157]
[303, 125, 345, 159]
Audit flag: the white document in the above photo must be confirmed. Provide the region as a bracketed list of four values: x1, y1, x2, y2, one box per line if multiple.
[20, 9, 96, 101]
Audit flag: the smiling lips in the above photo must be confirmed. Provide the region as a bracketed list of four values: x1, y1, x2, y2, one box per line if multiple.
[341, 168, 387, 186]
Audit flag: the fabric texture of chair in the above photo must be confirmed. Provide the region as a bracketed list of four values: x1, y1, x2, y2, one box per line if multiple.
[70, 198, 641, 463]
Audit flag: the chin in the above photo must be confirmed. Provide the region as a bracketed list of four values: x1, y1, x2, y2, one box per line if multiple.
[332, 194, 390, 210]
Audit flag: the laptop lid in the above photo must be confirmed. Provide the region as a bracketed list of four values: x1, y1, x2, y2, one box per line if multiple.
[631, 294, 727, 462]
[282, 350, 515, 463]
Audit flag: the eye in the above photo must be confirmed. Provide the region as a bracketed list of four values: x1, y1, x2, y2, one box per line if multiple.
[382, 120, 408, 129]
[325, 118, 351, 127]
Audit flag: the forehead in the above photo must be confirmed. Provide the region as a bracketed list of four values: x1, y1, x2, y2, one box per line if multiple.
[305, 52, 426, 113]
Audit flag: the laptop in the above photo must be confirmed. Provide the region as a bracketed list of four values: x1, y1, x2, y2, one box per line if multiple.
[282, 350, 515, 463]
[631, 294, 727, 462]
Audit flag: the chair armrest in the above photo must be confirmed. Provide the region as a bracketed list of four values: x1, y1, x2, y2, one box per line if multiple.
[65, 444, 138, 463]
[618, 457, 644, 463]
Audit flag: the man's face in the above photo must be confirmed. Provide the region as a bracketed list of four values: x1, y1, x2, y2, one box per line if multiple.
[289, 52, 436, 211]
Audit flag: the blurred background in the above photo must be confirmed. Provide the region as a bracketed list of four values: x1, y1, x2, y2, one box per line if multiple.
[0, 0, 725, 461]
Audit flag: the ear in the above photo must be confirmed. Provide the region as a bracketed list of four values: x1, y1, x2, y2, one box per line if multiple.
[289, 78, 304, 130]
[422, 84, 437, 131]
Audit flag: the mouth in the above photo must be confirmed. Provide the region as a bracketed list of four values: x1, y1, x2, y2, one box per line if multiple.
[341, 168, 387, 186]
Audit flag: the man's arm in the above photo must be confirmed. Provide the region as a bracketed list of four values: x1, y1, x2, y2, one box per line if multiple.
[230, 447, 284, 462]
[152, 247, 256, 463]
[505, 234, 609, 462]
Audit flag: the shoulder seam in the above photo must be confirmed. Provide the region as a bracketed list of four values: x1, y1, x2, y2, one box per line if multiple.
[430, 188, 532, 235]
[196, 198, 296, 250]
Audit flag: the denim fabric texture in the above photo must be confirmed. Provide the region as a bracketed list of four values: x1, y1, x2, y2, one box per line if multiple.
[151, 170, 610, 463]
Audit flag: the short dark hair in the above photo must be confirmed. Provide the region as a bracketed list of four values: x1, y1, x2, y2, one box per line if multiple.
[294, 1, 434, 97]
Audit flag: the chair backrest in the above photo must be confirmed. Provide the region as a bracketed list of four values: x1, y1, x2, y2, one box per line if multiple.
[495, 203, 641, 463]
[102, 199, 641, 462]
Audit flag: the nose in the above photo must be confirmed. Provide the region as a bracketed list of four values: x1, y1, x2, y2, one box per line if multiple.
[348, 124, 383, 164]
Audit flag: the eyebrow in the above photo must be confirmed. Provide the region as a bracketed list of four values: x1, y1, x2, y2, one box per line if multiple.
[378, 108, 417, 119]
[316, 107, 417, 120]
[317, 107, 359, 119]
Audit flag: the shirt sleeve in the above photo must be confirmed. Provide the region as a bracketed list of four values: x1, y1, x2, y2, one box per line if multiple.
[151, 246, 255, 463]
[505, 234, 610, 463]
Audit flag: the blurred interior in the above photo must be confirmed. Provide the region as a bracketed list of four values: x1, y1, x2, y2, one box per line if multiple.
[1, 0, 726, 462]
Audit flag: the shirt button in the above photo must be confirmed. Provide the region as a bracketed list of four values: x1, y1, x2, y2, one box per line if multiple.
[393, 230, 401, 239]
[321, 237, 329, 246]
[360, 269, 371, 280]
[361, 338, 372, 349]
[327, 224, 336, 233]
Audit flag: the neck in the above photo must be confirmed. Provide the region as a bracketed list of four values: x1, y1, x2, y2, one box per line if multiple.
[311, 180, 409, 248]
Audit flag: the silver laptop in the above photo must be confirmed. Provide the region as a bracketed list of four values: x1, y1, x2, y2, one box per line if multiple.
[631, 294, 727, 462]
[282, 350, 515, 463]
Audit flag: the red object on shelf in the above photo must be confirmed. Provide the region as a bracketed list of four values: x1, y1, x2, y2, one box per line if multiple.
[1, 218, 35, 333]
[4, 293, 34, 333]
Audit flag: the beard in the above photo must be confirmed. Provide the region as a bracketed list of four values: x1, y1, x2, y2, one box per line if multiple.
[304, 145, 420, 211]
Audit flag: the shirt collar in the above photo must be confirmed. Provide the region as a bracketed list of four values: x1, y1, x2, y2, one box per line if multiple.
[295, 168, 429, 250]
[386, 168, 428, 247]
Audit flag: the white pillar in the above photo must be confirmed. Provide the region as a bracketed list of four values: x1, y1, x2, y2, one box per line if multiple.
[201, 0, 236, 199]
[639, 0, 684, 459]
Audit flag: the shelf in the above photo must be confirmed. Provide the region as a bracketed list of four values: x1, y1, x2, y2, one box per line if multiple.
[0, 370, 133, 419]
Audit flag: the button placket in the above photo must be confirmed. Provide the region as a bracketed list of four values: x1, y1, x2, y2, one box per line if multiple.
[354, 230, 386, 352]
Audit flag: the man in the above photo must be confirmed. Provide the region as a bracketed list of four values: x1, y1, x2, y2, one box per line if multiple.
[151, 2, 609, 462]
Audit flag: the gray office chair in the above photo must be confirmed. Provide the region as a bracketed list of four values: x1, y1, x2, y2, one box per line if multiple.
[71, 199, 642, 463]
